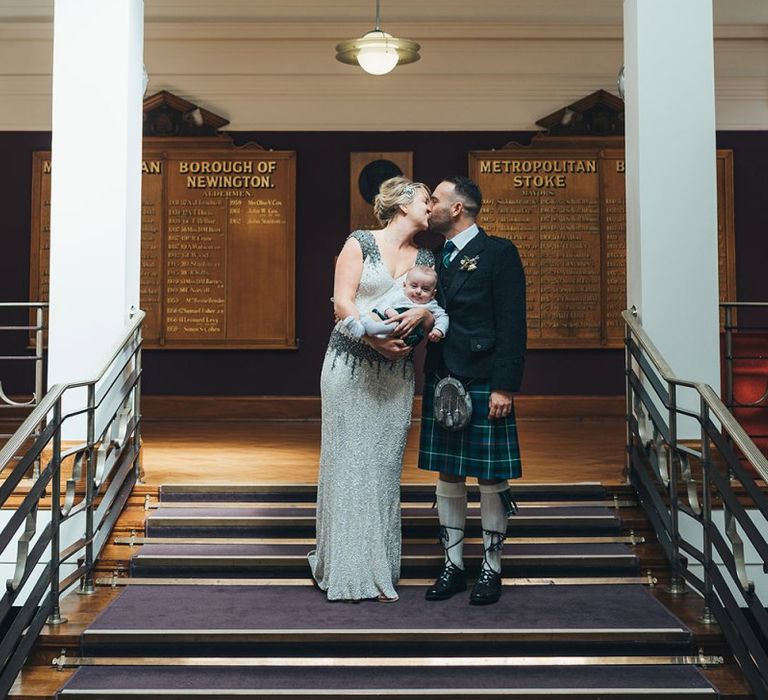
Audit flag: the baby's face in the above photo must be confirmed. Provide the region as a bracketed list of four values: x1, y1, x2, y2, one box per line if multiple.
[404, 271, 437, 304]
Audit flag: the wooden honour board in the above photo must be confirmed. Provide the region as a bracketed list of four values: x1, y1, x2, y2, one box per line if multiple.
[469, 145, 736, 349]
[30, 139, 297, 349]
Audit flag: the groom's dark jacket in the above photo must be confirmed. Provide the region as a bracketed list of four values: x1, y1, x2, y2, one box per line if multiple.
[425, 227, 526, 392]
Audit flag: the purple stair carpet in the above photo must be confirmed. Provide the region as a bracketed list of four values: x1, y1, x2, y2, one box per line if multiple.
[146, 505, 621, 538]
[85, 584, 689, 633]
[159, 483, 610, 503]
[129, 541, 639, 577]
[147, 505, 616, 518]
[59, 481, 720, 698]
[59, 664, 715, 697]
[132, 541, 634, 557]
[80, 584, 692, 656]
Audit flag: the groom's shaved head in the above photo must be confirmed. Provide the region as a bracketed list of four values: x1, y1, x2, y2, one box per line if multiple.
[442, 176, 482, 218]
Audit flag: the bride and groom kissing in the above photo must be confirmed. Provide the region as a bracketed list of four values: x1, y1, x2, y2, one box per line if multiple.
[308, 174, 526, 606]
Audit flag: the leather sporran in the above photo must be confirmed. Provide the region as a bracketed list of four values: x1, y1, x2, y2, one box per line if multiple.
[433, 376, 472, 431]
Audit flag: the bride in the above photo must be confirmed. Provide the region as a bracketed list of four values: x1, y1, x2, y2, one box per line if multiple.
[308, 177, 435, 601]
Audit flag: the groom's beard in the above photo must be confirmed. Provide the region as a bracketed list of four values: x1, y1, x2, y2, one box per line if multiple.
[428, 211, 452, 236]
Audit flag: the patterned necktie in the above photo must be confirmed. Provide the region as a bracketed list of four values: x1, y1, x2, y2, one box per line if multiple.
[442, 240, 456, 268]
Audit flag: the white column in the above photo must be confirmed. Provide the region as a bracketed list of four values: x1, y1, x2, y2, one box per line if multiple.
[48, 0, 144, 438]
[623, 0, 720, 435]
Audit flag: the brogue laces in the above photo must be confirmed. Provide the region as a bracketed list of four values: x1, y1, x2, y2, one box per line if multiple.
[481, 528, 506, 574]
[437, 562, 461, 584]
[437, 525, 465, 570]
[475, 567, 498, 585]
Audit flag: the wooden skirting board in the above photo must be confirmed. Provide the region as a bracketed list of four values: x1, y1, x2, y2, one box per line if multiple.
[142, 395, 624, 422]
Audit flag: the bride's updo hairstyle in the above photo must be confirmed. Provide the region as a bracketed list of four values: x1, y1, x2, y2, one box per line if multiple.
[373, 176, 430, 225]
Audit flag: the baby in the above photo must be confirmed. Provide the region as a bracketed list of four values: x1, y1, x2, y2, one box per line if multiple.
[343, 265, 449, 346]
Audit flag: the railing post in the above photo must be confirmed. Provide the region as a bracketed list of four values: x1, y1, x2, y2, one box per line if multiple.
[78, 383, 97, 595]
[134, 335, 143, 485]
[723, 304, 736, 484]
[700, 398, 716, 624]
[724, 305, 734, 412]
[46, 398, 68, 625]
[667, 383, 686, 595]
[33, 305, 44, 479]
[725, 304, 734, 481]
[624, 321, 633, 486]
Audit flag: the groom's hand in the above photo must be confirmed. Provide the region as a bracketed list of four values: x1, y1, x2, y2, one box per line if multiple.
[488, 390, 513, 419]
[389, 307, 432, 338]
[365, 335, 410, 361]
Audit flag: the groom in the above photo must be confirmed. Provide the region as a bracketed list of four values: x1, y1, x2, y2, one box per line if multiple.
[419, 176, 526, 605]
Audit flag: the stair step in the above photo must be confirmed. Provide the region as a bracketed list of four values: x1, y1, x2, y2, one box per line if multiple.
[159, 482, 610, 503]
[59, 663, 717, 698]
[129, 542, 639, 577]
[145, 505, 621, 538]
[80, 583, 690, 656]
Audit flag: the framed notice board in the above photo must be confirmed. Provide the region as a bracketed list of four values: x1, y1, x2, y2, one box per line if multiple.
[30, 138, 297, 349]
[469, 141, 735, 349]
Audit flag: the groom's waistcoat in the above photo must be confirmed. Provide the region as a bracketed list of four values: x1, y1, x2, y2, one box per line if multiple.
[425, 228, 527, 392]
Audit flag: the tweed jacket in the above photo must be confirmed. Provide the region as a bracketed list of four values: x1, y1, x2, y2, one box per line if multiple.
[424, 228, 526, 392]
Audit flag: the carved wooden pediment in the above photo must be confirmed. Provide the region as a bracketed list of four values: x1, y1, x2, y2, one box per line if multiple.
[143, 90, 229, 137]
[536, 89, 624, 137]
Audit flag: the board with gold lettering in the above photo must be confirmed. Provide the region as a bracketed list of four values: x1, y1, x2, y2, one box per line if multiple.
[469, 142, 735, 349]
[30, 139, 297, 349]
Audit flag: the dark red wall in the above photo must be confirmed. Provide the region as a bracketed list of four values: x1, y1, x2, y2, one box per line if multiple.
[1, 130, 765, 397]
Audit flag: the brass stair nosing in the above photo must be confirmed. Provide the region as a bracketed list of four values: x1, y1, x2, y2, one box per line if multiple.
[146, 500, 637, 509]
[94, 575, 655, 587]
[114, 535, 646, 546]
[54, 653, 724, 668]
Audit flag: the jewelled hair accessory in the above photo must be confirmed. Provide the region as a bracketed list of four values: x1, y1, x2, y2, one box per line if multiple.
[401, 183, 417, 200]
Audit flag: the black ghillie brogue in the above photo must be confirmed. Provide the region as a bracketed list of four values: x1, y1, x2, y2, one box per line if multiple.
[425, 561, 467, 601]
[469, 566, 502, 605]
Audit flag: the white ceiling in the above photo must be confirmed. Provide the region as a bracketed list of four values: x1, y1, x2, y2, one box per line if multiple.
[1, 0, 766, 130]
[1, 0, 767, 26]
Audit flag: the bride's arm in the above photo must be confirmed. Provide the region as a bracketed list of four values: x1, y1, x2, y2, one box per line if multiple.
[332, 238, 364, 321]
[389, 306, 434, 337]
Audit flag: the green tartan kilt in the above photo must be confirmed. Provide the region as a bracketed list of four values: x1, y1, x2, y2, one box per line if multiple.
[418, 373, 522, 480]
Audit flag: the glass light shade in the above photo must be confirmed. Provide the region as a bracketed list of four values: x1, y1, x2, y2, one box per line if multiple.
[356, 31, 399, 75]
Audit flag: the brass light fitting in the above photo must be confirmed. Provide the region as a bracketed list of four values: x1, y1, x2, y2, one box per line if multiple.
[335, 0, 420, 76]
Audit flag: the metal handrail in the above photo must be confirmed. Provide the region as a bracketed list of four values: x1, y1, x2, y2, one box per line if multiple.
[721, 302, 768, 308]
[624, 307, 768, 699]
[625, 309, 768, 482]
[0, 302, 47, 477]
[0, 303, 50, 307]
[0, 308, 144, 699]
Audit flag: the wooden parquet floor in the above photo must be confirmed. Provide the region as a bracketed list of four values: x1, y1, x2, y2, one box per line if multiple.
[139, 416, 627, 486]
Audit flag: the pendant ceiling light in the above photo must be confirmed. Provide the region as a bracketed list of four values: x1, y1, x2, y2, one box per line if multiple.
[335, 0, 420, 76]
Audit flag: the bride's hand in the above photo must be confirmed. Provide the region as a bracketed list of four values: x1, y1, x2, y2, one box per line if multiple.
[388, 307, 431, 338]
[365, 335, 410, 361]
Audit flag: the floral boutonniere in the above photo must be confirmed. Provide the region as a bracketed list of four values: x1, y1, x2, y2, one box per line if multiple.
[459, 255, 480, 272]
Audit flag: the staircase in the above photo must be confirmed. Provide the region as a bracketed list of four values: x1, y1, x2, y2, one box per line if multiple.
[41, 480, 748, 699]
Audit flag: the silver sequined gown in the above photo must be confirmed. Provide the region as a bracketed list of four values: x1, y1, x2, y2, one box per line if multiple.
[308, 230, 435, 601]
